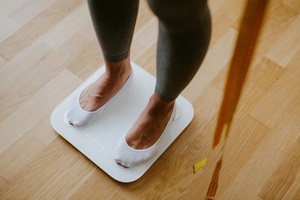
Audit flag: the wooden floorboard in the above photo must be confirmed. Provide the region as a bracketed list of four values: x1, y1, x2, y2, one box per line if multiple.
[0, 0, 299, 199]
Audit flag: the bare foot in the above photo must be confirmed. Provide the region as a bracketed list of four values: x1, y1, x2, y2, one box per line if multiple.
[80, 57, 132, 112]
[125, 93, 175, 149]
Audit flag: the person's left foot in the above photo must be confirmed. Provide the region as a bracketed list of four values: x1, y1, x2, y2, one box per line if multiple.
[125, 93, 175, 149]
[113, 93, 175, 168]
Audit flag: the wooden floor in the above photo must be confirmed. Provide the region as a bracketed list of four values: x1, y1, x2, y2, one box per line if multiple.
[1, 0, 300, 199]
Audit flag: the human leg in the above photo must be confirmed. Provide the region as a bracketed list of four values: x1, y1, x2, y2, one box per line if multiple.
[64, 0, 139, 127]
[151, 0, 211, 101]
[114, 0, 211, 167]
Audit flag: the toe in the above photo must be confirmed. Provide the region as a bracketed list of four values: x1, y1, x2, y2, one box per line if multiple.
[116, 160, 130, 168]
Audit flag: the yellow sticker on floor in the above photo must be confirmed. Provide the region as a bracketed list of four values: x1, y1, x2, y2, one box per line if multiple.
[193, 158, 208, 174]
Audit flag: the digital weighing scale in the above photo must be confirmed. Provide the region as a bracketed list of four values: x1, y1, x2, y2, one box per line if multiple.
[51, 62, 194, 183]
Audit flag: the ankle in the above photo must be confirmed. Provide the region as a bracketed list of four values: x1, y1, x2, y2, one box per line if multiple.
[148, 93, 175, 115]
[104, 57, 132, 79]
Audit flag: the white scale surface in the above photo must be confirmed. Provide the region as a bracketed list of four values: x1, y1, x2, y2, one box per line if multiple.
[51, 62, 194, 183]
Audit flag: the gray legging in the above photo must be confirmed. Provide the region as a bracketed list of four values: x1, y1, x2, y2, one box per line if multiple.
[87, 0, 211, 101]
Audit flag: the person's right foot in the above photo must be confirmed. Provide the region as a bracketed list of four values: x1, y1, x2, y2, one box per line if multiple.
[64, 57, 132, 128]
[79, 61, 132, 112]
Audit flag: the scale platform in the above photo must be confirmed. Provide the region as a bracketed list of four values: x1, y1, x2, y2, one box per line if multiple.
[50, 62, 194, 183]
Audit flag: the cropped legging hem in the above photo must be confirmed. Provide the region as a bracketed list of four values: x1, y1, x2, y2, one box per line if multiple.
[103, 51, 130, 63]
[155, 89, 177, 102]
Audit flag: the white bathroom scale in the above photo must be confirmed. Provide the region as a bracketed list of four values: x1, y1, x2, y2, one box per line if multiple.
[50, 62, 194, 183]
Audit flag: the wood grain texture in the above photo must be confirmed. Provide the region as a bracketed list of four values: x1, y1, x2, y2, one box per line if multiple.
[0, 0, 299, 199]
